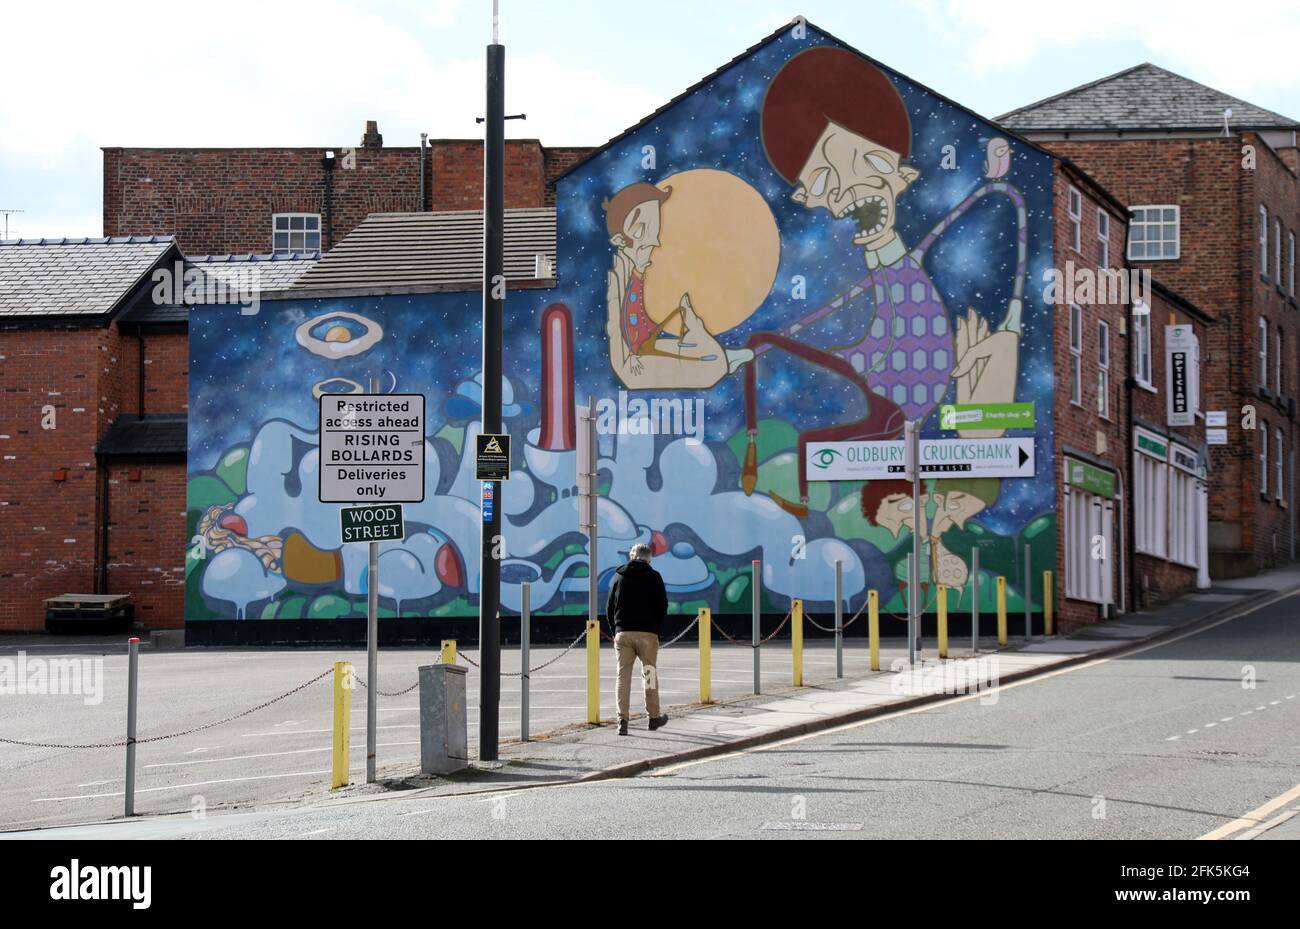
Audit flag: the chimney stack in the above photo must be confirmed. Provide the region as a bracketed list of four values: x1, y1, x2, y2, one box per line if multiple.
[361, 120, 383, 148]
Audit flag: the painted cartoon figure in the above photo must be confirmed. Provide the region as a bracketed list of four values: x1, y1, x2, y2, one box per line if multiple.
[604, 182, 751, 390]
[744, 46, 1029, 517]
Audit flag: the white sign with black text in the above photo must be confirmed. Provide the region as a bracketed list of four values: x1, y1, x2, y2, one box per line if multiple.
[1166, 325, 1200, 428]
[319, 394, 426, 504]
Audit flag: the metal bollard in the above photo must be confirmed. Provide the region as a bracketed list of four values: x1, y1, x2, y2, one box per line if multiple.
[124, 637, 139, 818]
[868, 590, 880, 672]
[792, 599, 804, 687]
[834, 560, 844, 679]
[332, 661, 352, 790]
[1024, 544, 1033, 642]
[521, 582, 530, 742]
[997, 577, 1008, 646]
[752, 559, 761, 695]
[971, 547, 981, 653]
[938, 587, 948, 659]
[441, 639, 457, 665]
[1043, 571, 1054, 636]
[698, 608, 712, 704]
[586, 620, 600, 724]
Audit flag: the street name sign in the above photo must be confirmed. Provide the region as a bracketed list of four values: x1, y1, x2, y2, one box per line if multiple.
[341, 505, 405, 545]
[319, 394, 425, 504]
[808, 437, 1035, 481]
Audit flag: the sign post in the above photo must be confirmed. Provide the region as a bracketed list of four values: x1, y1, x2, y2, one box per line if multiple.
[904, 420, 921, 666]
[319, 383, 425, 784]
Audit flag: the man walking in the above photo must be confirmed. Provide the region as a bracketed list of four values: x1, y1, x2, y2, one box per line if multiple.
[606, 543, 669, 736]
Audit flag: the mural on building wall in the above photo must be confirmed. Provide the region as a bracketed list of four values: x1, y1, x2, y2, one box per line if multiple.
[187, 28, 1057, 623]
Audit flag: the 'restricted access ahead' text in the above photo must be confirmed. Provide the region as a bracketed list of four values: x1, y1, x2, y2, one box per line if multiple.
[319, 394, 426, 504]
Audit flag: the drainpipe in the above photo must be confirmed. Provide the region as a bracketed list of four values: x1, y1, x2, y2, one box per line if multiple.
[322, 151, 337, 251]
[96, 454, 110, 594]
[137, 331, 146, 419]
[1123, 246, 1135, 615]
[419, 133, 428, 211]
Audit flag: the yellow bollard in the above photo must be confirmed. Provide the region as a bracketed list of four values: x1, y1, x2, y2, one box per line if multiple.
[1043, 570, 1054, 636]
[331, 661, 352, 790]
[698, 608, 712, 704]
[868, 590, 880, 672]
[792, 599, 804, 687]
[441, 639, 457, 665]
[938, 587, 948, 659]
[586, 620, 600, 724]
[996, 577, 1008, 646]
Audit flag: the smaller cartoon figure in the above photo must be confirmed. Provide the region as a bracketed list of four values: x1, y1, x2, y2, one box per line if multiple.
[604, 183, 751, 390]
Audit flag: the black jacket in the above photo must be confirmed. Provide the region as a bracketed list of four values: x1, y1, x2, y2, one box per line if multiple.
[605, 560, 668, 636]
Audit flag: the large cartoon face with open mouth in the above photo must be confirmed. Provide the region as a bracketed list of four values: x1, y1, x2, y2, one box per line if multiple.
[791, 121, 920, 248]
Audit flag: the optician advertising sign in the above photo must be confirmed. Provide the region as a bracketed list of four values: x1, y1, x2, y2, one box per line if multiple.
[808, 438, 1035, 481]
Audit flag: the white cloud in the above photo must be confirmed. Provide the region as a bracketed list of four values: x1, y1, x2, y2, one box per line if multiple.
[909, 0, 1300, 94]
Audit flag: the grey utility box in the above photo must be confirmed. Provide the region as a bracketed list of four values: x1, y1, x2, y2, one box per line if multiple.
[420, 663, 469, 776]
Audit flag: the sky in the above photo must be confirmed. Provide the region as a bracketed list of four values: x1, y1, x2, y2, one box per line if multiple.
[2, 0, 1298, 241]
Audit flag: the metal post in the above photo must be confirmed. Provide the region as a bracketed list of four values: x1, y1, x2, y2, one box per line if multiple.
[752, 559, 761, 695]
[478, 27, 506, 763]
[904, 420, 921, 667]
[907, 552, 917, 667]
[584, 396, 598, 639]
[521, 582, 530, 742]
[366, 376, 379, 783]
[124, 637, 139, 817]
[791, 599, 803, 687]
[938, 587, 948, 659]
[997, 576, 1008, 646]
[834, 560, 843, 679]
[971, 547, 980, 653]
[868, 590, 880, 672]
[1043, 570, 1054, 636]
[586, 620, 600, 724]
[699, 607, 711, 704]
[1023, 543, 1032, 643]
[332, 661, 352, 790]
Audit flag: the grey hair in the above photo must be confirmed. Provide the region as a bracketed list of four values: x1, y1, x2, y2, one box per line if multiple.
[628, 543, 653, 562]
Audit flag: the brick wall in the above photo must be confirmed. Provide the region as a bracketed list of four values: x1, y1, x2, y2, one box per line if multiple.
[1052, 165, 1131, 632]
[104, 460, 186, 629]
[104, 139, 593, 256]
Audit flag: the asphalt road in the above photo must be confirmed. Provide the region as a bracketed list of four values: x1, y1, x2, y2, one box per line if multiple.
[9, 590, 1297, 840]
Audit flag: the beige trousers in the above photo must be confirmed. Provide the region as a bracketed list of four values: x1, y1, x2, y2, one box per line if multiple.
[615, 631, 661, 721]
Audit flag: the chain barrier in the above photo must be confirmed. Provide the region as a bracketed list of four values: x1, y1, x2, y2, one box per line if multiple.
[803, 596, 871, 634]
[658, 615, 700, 649]
[0, 667, 334, 751]
[354, 674, 422, 698]
[758, 608, 794, 645]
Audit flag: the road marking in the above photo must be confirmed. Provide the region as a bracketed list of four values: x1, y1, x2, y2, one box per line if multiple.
[145, 741, 421, 769]
[33, 770, 333, 803]
[297, 828, 336, 837]
[1200, 782, 1300, 840]
[1233, 806, 1300, 841]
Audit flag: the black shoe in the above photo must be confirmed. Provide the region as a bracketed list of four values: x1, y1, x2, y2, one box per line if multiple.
[648, 715, 668, 731]
[617, 720, 629, 736]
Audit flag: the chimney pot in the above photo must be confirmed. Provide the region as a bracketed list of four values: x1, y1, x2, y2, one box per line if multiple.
[361, 120, 384, 149]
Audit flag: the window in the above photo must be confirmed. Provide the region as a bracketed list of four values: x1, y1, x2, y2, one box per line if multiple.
[1097, 320, 1111, 418]
[1261, 422, 1269, 497]
[1097, 210, 1110, 267]
[1064, 461, 1114, 606]
[1133, 300, 1153, 386]
[1134, 436, 1168, 559]
[1168, 448, 1201, 569]
[1278, 327, 1284, 396]
[1259, 319, 1269, 390]
[1260, 205, 1269, 278]
[1069, 304, 1083, 405]
[1068, 187, 1082, 253]
[1129, 205, 1180, 260]
[1290, 230, 1296, 298]
[1276, 219, 1284, 289]
[1277, 428, 1286, 504]
[272, 214, 321, 255]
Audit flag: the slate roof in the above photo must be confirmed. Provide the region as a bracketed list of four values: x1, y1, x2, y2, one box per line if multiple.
[287, 209, 556, 294]
[96, 414, 187, 457]
[998, 63, 1300, 133]
[0, 237, 176, 318]
[189, 252, 320, 292]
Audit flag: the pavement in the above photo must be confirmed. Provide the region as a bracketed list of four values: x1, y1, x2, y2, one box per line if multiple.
[3, 565, 1300, 838]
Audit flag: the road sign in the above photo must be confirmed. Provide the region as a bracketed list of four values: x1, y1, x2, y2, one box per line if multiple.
[319, 394, 425, 504]
[1207, 429, 1229, 446]
[1206, 411, 1227, 427]
[476, 433, 511, 481]
[481, 481, 496, 523]
[939, 402, 1036, 431]
[808, 437, 1035, 481]
[341, 505, 405, 545]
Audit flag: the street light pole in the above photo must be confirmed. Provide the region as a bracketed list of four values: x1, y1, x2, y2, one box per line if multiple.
[478, 5, 505, 762]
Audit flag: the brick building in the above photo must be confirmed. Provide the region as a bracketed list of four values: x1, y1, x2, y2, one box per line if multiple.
[103, 120, 592, 257]
[1001, 64, 1300, 579]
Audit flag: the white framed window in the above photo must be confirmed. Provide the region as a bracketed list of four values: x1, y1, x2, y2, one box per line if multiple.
[1069, 304, 1083, 405]
[1063, 462, 1114, 606]
[1134, 433, 1168, 559]
[1129, 205, 1180, 260]
[1277, 327, 1284, 396]
[272, 214, 321, 255]
[1261, 422, 1269, 497]
[1097, 320, 1111, 419]
[1097, 210, 1110, 267]
[1133, 300, 1153, 386]
[1259, 318, 1269, 389]
[1290, 230, 1296, 298]
[1277, 428, 1285, 504]
[1168, 447, 1200, 569]
[1068, 187, 1083, 253]
[1260, 205, 1269, 278]
[1276, 220, 1284, 289]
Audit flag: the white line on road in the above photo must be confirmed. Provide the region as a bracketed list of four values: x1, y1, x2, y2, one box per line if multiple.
[34, 770, 333, 803]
